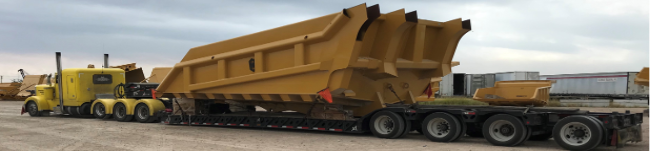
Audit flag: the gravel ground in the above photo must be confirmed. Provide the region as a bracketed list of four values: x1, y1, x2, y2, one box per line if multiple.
[0, 101, 647, 151]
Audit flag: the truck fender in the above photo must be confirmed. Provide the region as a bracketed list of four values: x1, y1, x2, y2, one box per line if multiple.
[23, 96, 51, 111]
[91, 99, 117, 115]
[115, 99, 138, 115]
[135, 99, 166, 116]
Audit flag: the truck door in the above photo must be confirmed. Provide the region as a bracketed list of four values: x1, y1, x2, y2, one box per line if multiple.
[65, 75, 77, 100]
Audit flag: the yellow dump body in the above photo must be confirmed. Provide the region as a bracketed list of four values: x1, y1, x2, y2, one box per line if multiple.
[473, 80, 553, 107]
[634, 67, 649, 87]
[155, 4, 471, 117]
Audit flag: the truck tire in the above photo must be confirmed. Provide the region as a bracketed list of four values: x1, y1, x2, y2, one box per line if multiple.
[113, 103, 133, 122]
[26, 101, 42, 117]
[369, 111, 406, 139]
[421, 112, 462, 142]
[552, 115, 603, 151]
[482, 114, 528, 147]
[93, 103, 111, 119]
[134, 104, 156, 123]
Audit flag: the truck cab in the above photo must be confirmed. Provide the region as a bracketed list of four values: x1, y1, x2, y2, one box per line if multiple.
[23, 68, 126, 115]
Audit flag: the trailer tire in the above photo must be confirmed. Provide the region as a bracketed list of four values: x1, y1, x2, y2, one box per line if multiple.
[552, 115, 603, 151]
[421, 112, 462, 142]
[26, 101, 42, 117]
[93, 103, 110, 119]
[516, 127, 532, 146]
[134, 104, 156, 123]
[482, 114, 528, 147]
[113, 103, 133, 122]
[369, 111, 406, 139]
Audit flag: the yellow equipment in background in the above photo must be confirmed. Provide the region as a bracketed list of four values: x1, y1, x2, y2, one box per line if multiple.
[472, 80, 554, 106]
[634, 67, 649, 87]
[110, 63, 146, 83]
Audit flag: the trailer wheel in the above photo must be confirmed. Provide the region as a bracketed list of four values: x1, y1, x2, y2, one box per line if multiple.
[93, 103, 111, 119]
[552, 115, 603, 151]
[113, 103, 133, 122]
[135, 104, 156, 123]
[369, 111, 406, 139]
[482, 114, 528, 146]
[421, 112, 462, 142]
[26, 101, 42, 117]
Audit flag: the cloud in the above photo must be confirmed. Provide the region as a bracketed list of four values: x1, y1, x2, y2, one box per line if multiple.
[0, 0, 647, 79]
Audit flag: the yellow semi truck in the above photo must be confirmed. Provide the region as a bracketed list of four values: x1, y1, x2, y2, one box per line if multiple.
[21, 3, 643, 151]
[22, 52, 167, 123]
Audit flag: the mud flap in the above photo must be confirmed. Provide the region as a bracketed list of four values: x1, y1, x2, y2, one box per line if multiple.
[615, 124, 643, 148]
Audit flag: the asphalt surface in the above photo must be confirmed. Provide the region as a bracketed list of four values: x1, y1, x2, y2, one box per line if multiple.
[0, 101, 647, 151]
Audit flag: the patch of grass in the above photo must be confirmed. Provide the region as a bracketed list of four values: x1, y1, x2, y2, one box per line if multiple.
[547, 99, 561, 107]
[420, 97, 488, 106]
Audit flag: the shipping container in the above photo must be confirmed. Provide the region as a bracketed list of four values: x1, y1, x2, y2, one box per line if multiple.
[540, 72, 649, 99]
[439, 73, 467, 96]
[465, 74, 495, 96]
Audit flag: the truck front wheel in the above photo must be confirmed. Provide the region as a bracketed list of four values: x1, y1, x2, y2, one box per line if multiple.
[26, 101, 42, 117]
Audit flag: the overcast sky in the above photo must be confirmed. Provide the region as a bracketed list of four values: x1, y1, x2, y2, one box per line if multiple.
[0, 0, 648, 81]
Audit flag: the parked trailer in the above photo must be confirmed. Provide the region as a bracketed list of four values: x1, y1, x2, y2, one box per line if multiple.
[540, 72, 649, 99]
[158, 104, 643, 151]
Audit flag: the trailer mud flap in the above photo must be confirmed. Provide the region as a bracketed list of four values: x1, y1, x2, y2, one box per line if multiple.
[615, 124, 643, 148]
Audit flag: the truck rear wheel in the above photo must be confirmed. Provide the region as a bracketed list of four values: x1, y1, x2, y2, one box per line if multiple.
[135, 104, 156, 123]
[482, 114, 528, 147]
[552, 115, 603, 151]
[93, 103, 111, 119]
[113, 103, 133, 122]
[369, 111, 406, 139]
[421, 112, 462, 142]
[26, 101, 42, 117]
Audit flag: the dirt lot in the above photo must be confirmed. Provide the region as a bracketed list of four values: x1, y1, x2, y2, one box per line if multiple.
[0, 101, 647, 151]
